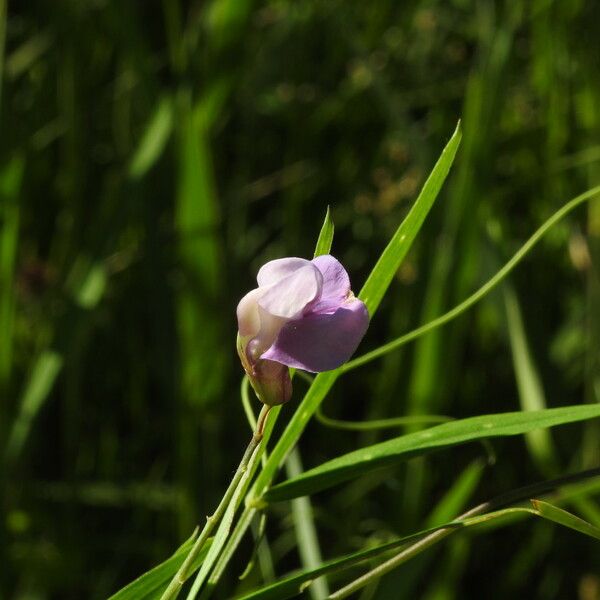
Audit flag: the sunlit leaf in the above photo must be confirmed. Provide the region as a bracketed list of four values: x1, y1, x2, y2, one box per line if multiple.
[531, 499, 600, 541]
[265, 405, 600, 502]
[313, 206, 334, 258]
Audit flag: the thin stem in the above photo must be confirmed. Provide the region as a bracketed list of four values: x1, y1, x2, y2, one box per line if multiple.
[315, 408, 452, 431]
[160, 405, 270, 600]
[328, 503, 485, 599]
[190, 423, 267, 599]
[329, 467, 600, 599]
[342, 186, 600, 373]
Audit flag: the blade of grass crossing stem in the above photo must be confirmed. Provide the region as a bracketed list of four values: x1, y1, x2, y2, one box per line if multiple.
[329, 481, 599, 598]
[503, 286, 558, 474]
[530, 499, 600, 541]
[196, 125, 462, 594]
[215, 469, 600, 599]
[264, 405, 600, 502]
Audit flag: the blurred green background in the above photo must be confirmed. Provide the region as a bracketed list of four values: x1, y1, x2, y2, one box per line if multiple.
[1, 0, 599, 598]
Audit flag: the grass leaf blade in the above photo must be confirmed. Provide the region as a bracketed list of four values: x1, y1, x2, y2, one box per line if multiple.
[265, 405, 600, 502]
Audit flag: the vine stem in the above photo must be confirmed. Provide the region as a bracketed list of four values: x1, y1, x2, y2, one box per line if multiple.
[341, 185, 600, 373]
[327, 503, 486, 599]
[328, 467, 600, 599]
[160, 404, 271, 600]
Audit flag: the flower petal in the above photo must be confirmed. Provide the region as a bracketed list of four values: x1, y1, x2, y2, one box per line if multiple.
[258, 264, 323, 319]
[310, 255, 351, 314]
[261, 297, 369, 372]
[257, 257, 313, 287]
[236, 288, 264, 337]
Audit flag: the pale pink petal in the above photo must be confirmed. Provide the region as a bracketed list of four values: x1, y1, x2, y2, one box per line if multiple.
[257, 257, 313, 287]
[258, 264, 323, 319]
[261, 297, 369, 372]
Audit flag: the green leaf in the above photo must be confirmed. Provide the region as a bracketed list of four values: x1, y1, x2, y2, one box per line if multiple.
[531, 499, 600, 541]
[313, 206, 334, 258]
[265, 405, 600, 502]
[359, 121, 462, 315]
[108, 531, 212, 600]
[504, 286, 557, 472]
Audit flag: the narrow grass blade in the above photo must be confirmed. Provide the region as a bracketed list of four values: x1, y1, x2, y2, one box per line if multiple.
[504, 286, 557, 472]
[313, 206, 334, 258]
[285, 449, 329, 599]
[531, 499, 600, 541]
[264, 405, 600, 502]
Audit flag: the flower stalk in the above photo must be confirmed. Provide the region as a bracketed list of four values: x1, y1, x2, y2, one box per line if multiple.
[160, 405, 271, 600]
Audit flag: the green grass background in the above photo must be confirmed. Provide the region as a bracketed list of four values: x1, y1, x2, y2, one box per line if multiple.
[0, 0, 599, 598]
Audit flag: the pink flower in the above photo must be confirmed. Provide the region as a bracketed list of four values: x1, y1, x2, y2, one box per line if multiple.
[237, 255, 369, 405]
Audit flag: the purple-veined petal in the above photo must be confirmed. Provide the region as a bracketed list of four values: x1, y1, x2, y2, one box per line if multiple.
[261, 297, 369, 372]
[257, 257, 313, 287]
[309, 255, 351, 314]
[258, 264, 323, 319]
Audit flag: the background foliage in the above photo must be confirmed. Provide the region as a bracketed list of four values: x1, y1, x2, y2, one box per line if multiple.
[1, 0, 599, 598]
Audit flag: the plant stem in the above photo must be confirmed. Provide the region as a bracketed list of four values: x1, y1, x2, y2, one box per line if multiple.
[160, 405, 271, 600]
[341, 185, 600, 373]
[328, 467, 600, 599]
